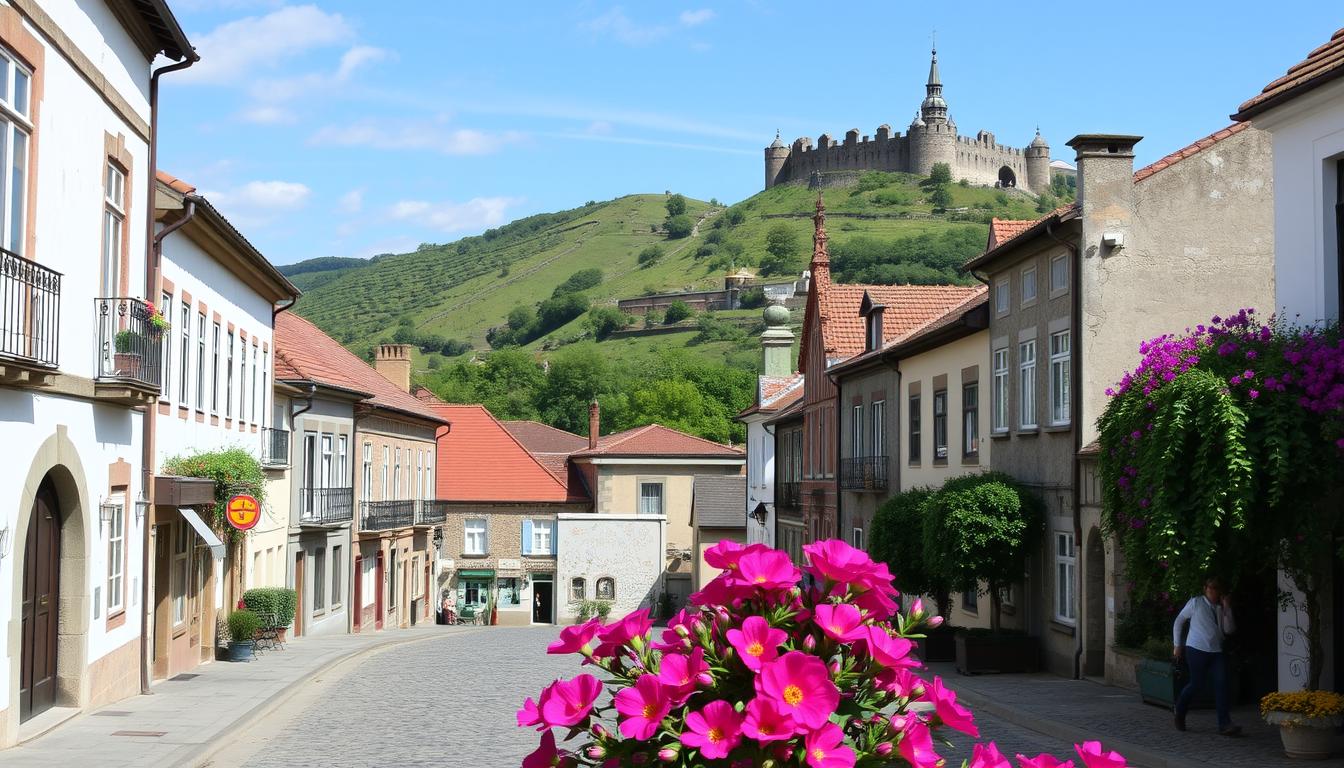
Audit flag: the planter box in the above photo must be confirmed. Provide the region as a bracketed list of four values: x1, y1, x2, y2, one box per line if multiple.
[918, 626, 958, 663]
[955, 631, 1038, 674]
[1136, 657, 1236, 709]
[1265, 712, 1343, 759]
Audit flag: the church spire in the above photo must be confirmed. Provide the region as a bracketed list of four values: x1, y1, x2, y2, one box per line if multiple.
[927, 46, 941, 87]
[810, 192, 830, 294]
[920, 45, 948, 124]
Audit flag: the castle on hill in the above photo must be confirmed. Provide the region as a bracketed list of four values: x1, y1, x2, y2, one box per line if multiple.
[764, 48, 1051, 194]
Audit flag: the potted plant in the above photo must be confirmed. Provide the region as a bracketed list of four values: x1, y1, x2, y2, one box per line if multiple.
[1135, 637, 1178, 707]
[1261, 690, 1344, 759]
[112, 329, 141, 376]
[226, 609, 261, 661]
[242, 587, 297, 643]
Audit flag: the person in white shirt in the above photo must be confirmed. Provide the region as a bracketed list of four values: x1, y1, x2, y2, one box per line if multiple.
[1172, 576, 1240, 735]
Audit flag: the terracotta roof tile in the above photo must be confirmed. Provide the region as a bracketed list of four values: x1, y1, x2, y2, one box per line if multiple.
[572, 423, 744, 459]
[1133, 123, 1250, 182]
[736, 375, 803, 419]
[156, 170, 196, 195]
[501, 420, 590, 453]
[1234, 27, 1344, 120]
[274, 313, 445, 424]
[989, 218, 1035, 249]
[818, 283, 984, 361]
[425, 404, 575, 502]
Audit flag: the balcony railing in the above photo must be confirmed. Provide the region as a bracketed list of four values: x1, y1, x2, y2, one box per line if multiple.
[261, 427, 290, 467]
[361, 500, 416, 531]
[418, 499, 449, 525]
[94, 297, 162, 391]
[299, 487, 353, 525]
[1, 248, 60, 369]
[840, 456, 889, 491]
[777, 481, 802, 510]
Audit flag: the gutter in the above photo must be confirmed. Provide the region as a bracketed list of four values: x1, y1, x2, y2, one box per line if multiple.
[140, 50, 198, 697]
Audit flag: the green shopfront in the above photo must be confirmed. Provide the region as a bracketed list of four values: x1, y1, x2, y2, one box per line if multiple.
[450, 561, 553, 626]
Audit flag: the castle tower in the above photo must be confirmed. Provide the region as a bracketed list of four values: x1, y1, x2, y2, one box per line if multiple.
[911, 48, 956, 177]
[764, 130, 790, 190]
[1025, 128, 1052, 194]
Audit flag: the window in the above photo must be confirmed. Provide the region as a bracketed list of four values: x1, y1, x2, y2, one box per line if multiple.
[381, 446, 389, 501]
[1021, 265, 1038, 305]
[320, 435, 333, 488]
[196, 313, 205, 409]
[238, 337, 246, 419]
[302, 432, 317, 491]
[570, 577, 586, 601]
[337, 435, 348, 487]
[851, 404, 864, 457]
[261, 349, 268, 424]
[851, 527, 864, 550]
[995, 279, 1010, 315]
[1050, 254, 1068, 294]
[992, 348, 1009, 433]
[331, 545, 342, 608]
[1050, 330, 1071, 426]
[101, 163, 124, 297]
[171, 520, 189, 625]
[1055, 532, 1076, 623]
[496, 575, 516, 605]
[963, 383, 979, 457]
[871, 400, 885, 458]
[226, 330, 234, 418]
[105, 495, 125, 613]
[415, 450, 423, 500]
[639, 482, 664, 516]
[313, 547, 326, 612]
[388, 549, 398, 609]
[179, 301, 190, 404]
[531, 519, 554, 554]
[962, 589, 978, 612]
[596, 577, 615, 600]
[362, 443, 373, 499]
[0, 53, 31, 256]
[211, 322, 220, 413]
[465, 518, 487, 555]
[250, 345, 258, 423]
[393, 448, 401, 499]
[908, 394, 921, 463]
[1019, 339, 1038, 429]
[159, 292, 172, 395]
[424, 456, 433, 500]
[933, 390, 948, 460]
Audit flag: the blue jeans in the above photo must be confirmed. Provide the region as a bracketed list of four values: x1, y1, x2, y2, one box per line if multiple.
[1175, 647, 1230, 728]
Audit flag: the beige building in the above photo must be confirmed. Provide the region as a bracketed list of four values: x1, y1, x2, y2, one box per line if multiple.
[690, 475, 748, 591]
[247, 381, 305, 590]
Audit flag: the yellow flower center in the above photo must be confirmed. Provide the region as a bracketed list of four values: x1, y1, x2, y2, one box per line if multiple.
[642, 703, 658, 719]
[812, 748, 827, 761]
[828, 624, 843, 634]
[783, 684, 804, 706]
[707, 727, 723, 744]
[747, 642, 764, 657]
[754, 575, 767, 583]
[758, 723, 774, 735]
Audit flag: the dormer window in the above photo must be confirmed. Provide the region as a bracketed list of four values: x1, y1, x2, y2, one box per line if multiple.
[859, 291, 885, 352]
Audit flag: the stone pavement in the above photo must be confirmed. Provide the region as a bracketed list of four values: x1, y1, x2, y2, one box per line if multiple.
[926, 661, 1306, 768]
[2, 624, 464, 768]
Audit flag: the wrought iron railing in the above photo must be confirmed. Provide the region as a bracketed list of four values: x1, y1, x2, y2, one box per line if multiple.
[298, 487, 353, 525]
[418, 499, 449, 525]
[0, 248, 60, 368]
[776, 481, 802, 510]
[261, 427, 290, 467]
[839, 456, 889, 491]
[94, 297, 162, 390]
[362, 500, 416, 530]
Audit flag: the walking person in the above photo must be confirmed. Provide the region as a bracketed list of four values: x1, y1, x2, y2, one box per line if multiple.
[1172, 576, 1241, 735]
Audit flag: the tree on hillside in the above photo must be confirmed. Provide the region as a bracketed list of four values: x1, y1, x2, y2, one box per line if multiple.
[665, 214, 694, 239]
[929, 162, 953, 185]
[587, 306, 630, 340]
[638, 245, 664, 267]
[761, 223, 804, 276]
[1036, 192, 1059, 214]
[537, 345, 615, 434]
[552, 268, 604, 297]
[665, 193, 688, 217]
[663, 301, 692, 325]
[831, 229, 983, 285]
[929, 184, 953, 211]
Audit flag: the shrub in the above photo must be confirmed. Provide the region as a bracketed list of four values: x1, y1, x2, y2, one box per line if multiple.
[737, 286, 765, 309]
[552, 268, 603, 297]
[929, 184, 953, 210]
[637, 245, 664, 267]
[587, 306, 630, 341]
[929, 162, 953, 185]
[690, 315, 746, 344]
[242, 587, 297, 628]
[869, 487, 949, 614]
[161, 448, 265, 542]
[663, 301, 692, 325]
[665, 193, 687, 217]
[872, 189, 913, 207]
[664, 214, 694, 239]
[227, 610, 261, 643]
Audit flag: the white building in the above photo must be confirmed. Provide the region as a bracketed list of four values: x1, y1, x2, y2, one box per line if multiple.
[0, 0, 193, 745]
[735, 304, 801, 548]
[555, 513, 665, 622]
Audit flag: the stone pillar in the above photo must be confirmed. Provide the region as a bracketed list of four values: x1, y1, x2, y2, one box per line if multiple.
[761, 304, 794, 377]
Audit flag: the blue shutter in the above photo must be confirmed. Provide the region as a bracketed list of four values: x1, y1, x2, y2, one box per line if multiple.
[522, 519, 533, 555]
[550, 521, 558, 555]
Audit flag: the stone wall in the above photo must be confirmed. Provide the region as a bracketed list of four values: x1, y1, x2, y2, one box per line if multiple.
[556, 513, 665, 623]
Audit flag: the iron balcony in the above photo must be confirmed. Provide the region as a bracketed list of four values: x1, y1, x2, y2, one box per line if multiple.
[299, 487, 354, 525]
[94, 297, 163, 391]
[839, 456, 889, 491]
[361, 499, 416, 531]
[0, 248, 60, 370]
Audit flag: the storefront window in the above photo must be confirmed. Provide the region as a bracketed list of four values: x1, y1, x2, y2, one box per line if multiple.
[460, 579, 491, 607]
[498, 577, 520, 606]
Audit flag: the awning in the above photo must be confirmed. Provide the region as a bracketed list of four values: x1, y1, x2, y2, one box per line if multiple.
[179, 507, 225, 561]
[457, 569, 495, 578]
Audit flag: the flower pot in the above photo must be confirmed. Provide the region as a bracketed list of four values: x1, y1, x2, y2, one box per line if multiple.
[276, 627, 288, 643]
[1265, 712, 1343, 759]
[955, 631, 1038, 674]
[1136, 658, 1177, 707]
[113, 352, 141, 377]
[227, 640, 254, 662]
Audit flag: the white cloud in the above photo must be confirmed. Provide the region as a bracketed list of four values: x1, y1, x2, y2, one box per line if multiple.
[579, 7, 668, 46]
[389, 197, 523, 234]
[238, 104, 295, 124]
[338, 188, 364, 214]
[309, 119, 524, 155]
[679, 9, 716, 26]
[335, 45, 389, 80]
[543, 131, 754, 156]
[206, 180, 312, 211]
[178, 5, 353, 85]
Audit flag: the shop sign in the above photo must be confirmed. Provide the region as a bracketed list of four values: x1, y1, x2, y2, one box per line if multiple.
[226, 494, 261, 531]
[497, 558, 522, 572]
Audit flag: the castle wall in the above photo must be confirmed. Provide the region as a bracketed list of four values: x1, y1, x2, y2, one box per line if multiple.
[778, 133, 910, 185]
[952, 134, 1030, 188]
[775, 126, 1037, 189]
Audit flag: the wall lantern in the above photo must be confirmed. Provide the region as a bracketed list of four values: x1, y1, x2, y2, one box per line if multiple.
[750, 501, 769, 526]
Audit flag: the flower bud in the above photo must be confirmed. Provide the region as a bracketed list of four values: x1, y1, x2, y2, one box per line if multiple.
[696, 671, 714, 687]
[890, 714, 908, 731]
[591, 723, 611, 739]
[803, 634, 817, 652]
[829, 660, 841, 675]
[675, 623, 690, 638]
[927, 614, 945, 629]
[631, 634, 645, 653]
[875, 742, 893, 757]
[910, 598, 924, 616]
[586, 746, 607, 759]
[657, 747, 679, 763]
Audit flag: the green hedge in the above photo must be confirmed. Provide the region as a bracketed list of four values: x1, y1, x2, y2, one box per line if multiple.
[242, 587, 297, 628]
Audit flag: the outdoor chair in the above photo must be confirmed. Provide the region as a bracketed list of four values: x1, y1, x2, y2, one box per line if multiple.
[254, 612, 283, 652]
[458, 605, 477, 625]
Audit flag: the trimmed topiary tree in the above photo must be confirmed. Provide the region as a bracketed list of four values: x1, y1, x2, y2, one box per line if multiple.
[869, 487, 950, 617]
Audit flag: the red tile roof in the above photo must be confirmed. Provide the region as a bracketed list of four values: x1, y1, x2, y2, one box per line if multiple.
[425, 404, 577, 502]
[1133, 123, 1250, 182]
[502, 420, 590, 453]
[818, 283, 984, 361]
[736, 375, 804, 419]
[571, 424, 744, 459]
[988, 218, 1034, 249]
[1234, 27, 1344, 121]
[830, 289, 988, 374]
[274, 313, 445, 424]
[156, 170, 196, 195]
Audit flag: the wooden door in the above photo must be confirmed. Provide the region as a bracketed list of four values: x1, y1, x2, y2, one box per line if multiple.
[293, 551, 305, 637]
[374, 551, 384, 630]
[353, 555, 363, 632]
[20, 481, 60, 721]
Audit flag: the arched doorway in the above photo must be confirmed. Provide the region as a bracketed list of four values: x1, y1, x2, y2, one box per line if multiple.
[998, 165, 1017, 188]
[19, 479, 60, 721]
[1085, 528, 1105, 677]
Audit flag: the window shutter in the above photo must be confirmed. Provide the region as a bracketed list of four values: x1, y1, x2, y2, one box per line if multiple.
[550, 522, 558, 555]
[522, 519, 533, 555]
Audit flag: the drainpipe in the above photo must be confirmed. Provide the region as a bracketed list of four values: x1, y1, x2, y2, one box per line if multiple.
[139, 51, 198, 696]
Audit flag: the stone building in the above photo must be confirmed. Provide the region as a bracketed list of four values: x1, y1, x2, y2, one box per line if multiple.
[765, 48, 1051, 193]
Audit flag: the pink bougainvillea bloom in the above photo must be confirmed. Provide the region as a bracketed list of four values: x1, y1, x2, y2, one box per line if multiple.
[548, 617, 602, 655]
[875, 667, 924, 698]
[517, 696, 544, 730]
[613, 673, 671, 740]
[538, 674, 603, 728]
[757, 651, 840, 729]
[1016, 754, 1075, 768]
[726, 616, 787, 671]
[523, 730, 573, 768]
[680, 700, 744, 760]
[741, 697, 795, 744]
[862, 625, 917, 669]
[657, 646, 708, 703]
[804, 722, 856, 768]
[924, 675, 978, 737]
[1075, 741, 1127, 768]
[803, 539, 874, 583]
[703, 539, 749, 570]
[594, 608, 653, 656]
[969, 742, 1012, 768]
[897, 717, 942, 768]
[814, 602, 866, 642]
[735, 549, 799, 591]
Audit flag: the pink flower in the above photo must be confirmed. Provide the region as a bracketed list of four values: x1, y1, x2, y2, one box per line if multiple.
[594, 608, 653, 656]
[1016, 754, 1074, 768]
[1075, 741, 1127, 768]
[613, 673, 671, 740]
[814, 602, 866, 642]
[862, 625, 917, 669]
[704, 539, 749, 570]
[757, 651, 840, 729]
[875, 667, 924, 697]
[969, 742, 1012, 768]
[680, 700, 744, 760]
[804, 722, 855, 768]
[523, 730, 573, 768]
[726, 616, 787, 672]
[804, 539, 873, 583]
[656, 646, 708, 703]
[538, 674, 603, 728]
[741, 697, 795, 744]
[897, 717, 942, 768]
[923, 675, 978, 737]
[735, 548, 799, 591]
[548, 617, 601, 656]
[517, 696, 544, 730]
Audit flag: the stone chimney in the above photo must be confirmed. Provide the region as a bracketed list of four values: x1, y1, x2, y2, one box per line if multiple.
[760, 303, 794, 378]
[374, 343, 413, 392]
[588, 400, 600, 450]
[1066, 134, 1142, 262]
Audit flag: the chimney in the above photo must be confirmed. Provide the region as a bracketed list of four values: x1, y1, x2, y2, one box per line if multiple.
[1066, 134, 1142, 260]
[588, 400, 600, 450]
[809, 192, 830, 296]
[373, 343, 413, 392]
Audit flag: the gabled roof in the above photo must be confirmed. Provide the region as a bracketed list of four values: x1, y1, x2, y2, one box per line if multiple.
[274, 313, 445, 424]
[831, 289, 989, 376]
[426, 404, 577, 503]
[502, 421, 590, 454]
[814, 283, 985, 364]
[1132, 123, 1250, 182]
[762, 392, 807, 427]
[988, 218, 1036, 249]
[116, 0, 195, 61]
[692, 475, 747, 529]
[570, 424, 744, 460]
[1233, 27, 1344, 121]
[736, 374, 804, 420]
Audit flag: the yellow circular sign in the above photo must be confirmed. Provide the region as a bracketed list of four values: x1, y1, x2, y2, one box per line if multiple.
[226, 494, 260, 531]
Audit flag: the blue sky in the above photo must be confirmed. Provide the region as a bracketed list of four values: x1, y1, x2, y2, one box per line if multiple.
[158, 1, 1341, 266]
